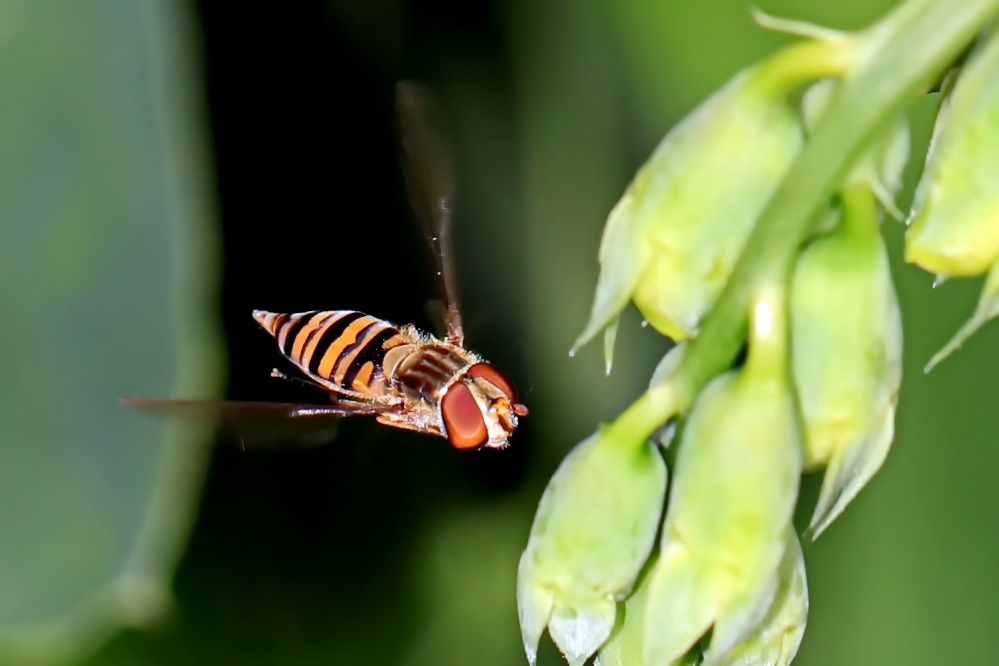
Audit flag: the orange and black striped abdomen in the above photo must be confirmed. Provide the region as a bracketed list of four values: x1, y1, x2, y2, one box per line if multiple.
[253, 310, 409, 400]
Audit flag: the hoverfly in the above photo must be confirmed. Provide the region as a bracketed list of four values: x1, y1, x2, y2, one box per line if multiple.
[124, 82, 527, 450]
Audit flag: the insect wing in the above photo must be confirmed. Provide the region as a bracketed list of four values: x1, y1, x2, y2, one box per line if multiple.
[395, 81, 464, 348]
[121, 397, 391, 448]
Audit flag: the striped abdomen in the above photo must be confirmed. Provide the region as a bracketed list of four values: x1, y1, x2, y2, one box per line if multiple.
[253, 310, 410, 401]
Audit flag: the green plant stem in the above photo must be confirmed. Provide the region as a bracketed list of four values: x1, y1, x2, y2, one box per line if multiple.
[661, 0, 999, 414]
[604, 383, 677, 448]
[752, 34, 856, 89]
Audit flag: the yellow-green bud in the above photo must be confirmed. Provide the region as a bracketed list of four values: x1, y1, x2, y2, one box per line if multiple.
[906, 23, 999, 276]
[597, 537, 807, 666]
[908, 23, 999, 371]
[573, 36, 855, 357]
[517, 429, 667, 665]
[642, 293, 802, 665]
[791, 184, 902, 539]
[717, 534, 808, 666]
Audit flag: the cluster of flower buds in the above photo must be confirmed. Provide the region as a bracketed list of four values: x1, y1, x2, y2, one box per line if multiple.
[906, 22, 999, 370]
[571, 13, 857, 359]
[517, 2, 998, 663]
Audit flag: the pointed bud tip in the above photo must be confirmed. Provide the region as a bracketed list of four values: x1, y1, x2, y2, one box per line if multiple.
[569, 322, 607, 359]
[549, 599, 617, 666]
[750, 6, 847, 42]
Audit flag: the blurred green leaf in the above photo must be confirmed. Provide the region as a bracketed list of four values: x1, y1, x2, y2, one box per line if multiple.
[0, 0, 220, 661]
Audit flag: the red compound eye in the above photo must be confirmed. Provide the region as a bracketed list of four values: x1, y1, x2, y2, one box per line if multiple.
[468, 363, 517, 400]
[468, 363, 528, 417]
[441, 381, 488, 450]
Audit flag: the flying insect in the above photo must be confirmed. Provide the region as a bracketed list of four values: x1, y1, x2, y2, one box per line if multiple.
[124, 82, 527, 450]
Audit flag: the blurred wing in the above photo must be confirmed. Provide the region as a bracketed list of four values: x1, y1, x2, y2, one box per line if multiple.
[395, 80, 464, 347]
[121, 397, 392, 449]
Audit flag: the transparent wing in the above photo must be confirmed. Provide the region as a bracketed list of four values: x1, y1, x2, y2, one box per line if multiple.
[395, 80, 464, 347]
[121, 397, 392, 449]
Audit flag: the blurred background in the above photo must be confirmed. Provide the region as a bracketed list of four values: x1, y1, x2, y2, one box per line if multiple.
[1, 0, 998, 664]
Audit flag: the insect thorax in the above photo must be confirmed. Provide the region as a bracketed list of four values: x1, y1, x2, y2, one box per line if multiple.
[389, 342, 474, 403]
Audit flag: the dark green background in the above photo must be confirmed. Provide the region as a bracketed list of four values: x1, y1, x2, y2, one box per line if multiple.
[2, 0, 997, 664]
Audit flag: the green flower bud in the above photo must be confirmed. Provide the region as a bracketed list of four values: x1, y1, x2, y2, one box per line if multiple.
[597, 536, 807, 666]
[573, 36, 855, 356]
[791, 184, 902, 539]
[642, 293, 802, 665]
[517, 428, 668, 665]
[906, 23, 999, 276]
[717, 534, 808, 666]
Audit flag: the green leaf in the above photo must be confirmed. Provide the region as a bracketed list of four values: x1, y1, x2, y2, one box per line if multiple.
[0, 0, 221, 661]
